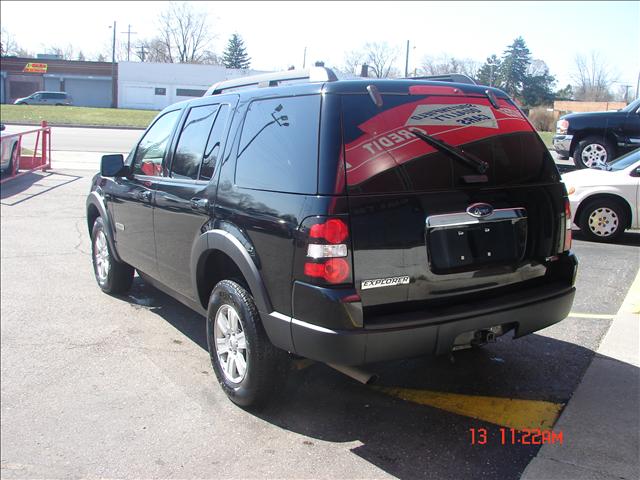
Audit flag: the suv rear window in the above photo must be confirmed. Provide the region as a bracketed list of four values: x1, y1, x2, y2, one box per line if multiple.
[236, 95, 320, 194]
[342, 93, 557, 194]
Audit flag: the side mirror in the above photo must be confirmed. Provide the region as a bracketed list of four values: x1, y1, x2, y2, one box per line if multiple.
[632, 167, 640, 177]
[0, 124, 5, 131]
[101, 154, 127, 177]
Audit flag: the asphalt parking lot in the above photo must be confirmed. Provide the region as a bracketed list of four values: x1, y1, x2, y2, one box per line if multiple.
[1, 167, 638, 479]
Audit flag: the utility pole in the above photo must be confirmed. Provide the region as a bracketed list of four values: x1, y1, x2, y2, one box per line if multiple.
[404, 40, 410, 78]
[110, 21, 117, 108]
[137, 44, 148, 62]
[303, 46, 307, 69]
[121, 24, 137, 62]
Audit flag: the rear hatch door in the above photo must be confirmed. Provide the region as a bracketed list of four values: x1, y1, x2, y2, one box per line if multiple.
[341, 85, 564, 324]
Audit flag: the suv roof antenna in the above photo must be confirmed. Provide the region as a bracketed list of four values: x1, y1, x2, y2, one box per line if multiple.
[206, 67, 339, 95]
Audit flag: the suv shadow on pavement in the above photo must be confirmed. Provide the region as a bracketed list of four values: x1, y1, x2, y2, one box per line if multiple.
[113, 275, 638, 480]
[1, 171, 81, 206]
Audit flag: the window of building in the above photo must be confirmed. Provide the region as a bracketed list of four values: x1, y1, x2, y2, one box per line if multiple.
[176, 88, 206, 97]
[235, 95, 320, 194]
[155, 88, 167, 96]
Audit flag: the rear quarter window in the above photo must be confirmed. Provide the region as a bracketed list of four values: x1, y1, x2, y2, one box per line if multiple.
[342, 93, 557, 194]
[235, 95, 320, 194]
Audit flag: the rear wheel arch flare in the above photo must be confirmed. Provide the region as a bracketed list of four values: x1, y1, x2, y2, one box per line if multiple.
[192, 230, 273, 313]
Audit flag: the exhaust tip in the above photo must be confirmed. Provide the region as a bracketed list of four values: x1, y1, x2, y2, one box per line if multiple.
[327, 363, 378, 385]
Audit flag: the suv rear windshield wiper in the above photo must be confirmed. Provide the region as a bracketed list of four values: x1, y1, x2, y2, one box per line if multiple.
[410, 128, 489, 174]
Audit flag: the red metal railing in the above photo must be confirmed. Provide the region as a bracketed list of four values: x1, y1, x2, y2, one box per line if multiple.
[0, 121, 52, 184]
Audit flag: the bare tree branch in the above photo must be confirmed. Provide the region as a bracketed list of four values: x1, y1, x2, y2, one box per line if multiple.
[362, 42, 399, 78]
[155, 2, 214, 63]
[571, 51, 617, 101]
[420, 54, 479, 78]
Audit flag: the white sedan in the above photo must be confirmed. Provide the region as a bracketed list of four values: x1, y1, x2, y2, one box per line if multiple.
[562, 148, 640, 242]
[0, 124, 20, 175]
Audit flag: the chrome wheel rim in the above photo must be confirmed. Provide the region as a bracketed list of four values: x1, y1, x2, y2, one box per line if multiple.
[581, 143, 607, 168]
[214, 304, 248, 383]
[588, 207, 619, 237]
[94, 230, 110, 283]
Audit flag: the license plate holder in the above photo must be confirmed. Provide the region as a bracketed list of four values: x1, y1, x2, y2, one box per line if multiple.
[426, 208, 527, 274]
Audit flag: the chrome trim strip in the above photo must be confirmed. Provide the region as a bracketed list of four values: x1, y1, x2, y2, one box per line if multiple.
[426, 207, 527, 229]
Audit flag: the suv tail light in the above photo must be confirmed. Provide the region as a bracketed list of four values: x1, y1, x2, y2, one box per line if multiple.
[563, 198, 572, 252]
[300, 217, 352, 285]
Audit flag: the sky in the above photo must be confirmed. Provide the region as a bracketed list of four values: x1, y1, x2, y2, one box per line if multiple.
[1, 1, 639, 93]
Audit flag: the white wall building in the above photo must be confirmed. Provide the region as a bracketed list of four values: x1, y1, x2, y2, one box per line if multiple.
[117, 62, 270, 110]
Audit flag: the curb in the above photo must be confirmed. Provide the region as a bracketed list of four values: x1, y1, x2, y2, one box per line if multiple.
[521, 270, 640, 480]
[1, 122, 146, 131]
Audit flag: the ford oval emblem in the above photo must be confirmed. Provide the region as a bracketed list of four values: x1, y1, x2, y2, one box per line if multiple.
[467, 203, 494, 218]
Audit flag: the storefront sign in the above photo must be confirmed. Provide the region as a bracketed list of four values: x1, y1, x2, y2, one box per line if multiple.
[23, 63, 48, 73]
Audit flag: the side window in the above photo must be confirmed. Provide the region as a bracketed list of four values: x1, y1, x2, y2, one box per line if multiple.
[171, 105, 219, 180]
[236, 95, 320, 194]
[200, 105, 230, 181]
[133, 109, 181, 176]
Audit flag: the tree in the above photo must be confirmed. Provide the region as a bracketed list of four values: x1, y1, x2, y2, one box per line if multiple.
[363, 42, 399, 78]
[555, 84, 574, 101]
[1, 27, 29, 56]
[96, 53, 107, 62]
[77, 51, 86, 61]
[420, 54, 479, 78]
[222, 33, 251, 69]
[342, 49, 364, 75]
[498, 37, 531, 99]
[522, 61, 556, 106]
[476, 54, 502, 87]
[572, 52, 616, 101]
[43, 44, 75, 60]
[156, 1, 215, 63]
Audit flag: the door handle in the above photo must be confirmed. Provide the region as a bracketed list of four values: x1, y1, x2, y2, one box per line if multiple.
[190, 197, 209, 211]
[136, 190, 152, 202]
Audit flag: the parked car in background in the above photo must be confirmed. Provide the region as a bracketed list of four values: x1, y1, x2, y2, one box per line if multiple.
[13, 91, 73, 106]
[0, 124, 20, 175]
[562, 148, 640, 241]
[553, 98, 640, 169]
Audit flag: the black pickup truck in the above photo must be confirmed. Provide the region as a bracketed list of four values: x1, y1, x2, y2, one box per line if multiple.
[553, 98, 640, 168]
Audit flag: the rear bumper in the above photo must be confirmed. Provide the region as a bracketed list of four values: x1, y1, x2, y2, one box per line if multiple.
[261, 254, 578, 366]
[284, 286, 575, 365]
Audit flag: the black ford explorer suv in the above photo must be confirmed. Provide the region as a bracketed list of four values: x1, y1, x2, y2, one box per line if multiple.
[87, 68, 577, 408]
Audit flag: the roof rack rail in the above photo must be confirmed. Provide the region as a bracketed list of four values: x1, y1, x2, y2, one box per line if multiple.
[206, 67, 339, 95]
[406, 74, 477, 85]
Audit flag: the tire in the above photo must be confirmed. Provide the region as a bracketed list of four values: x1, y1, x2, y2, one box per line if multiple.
[573, 136, 615, 169]
[207, 279, 289, 409]
[91, 217, 134, 294]
[6, 144, 18, 175]
[578, 198, 627, 242]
